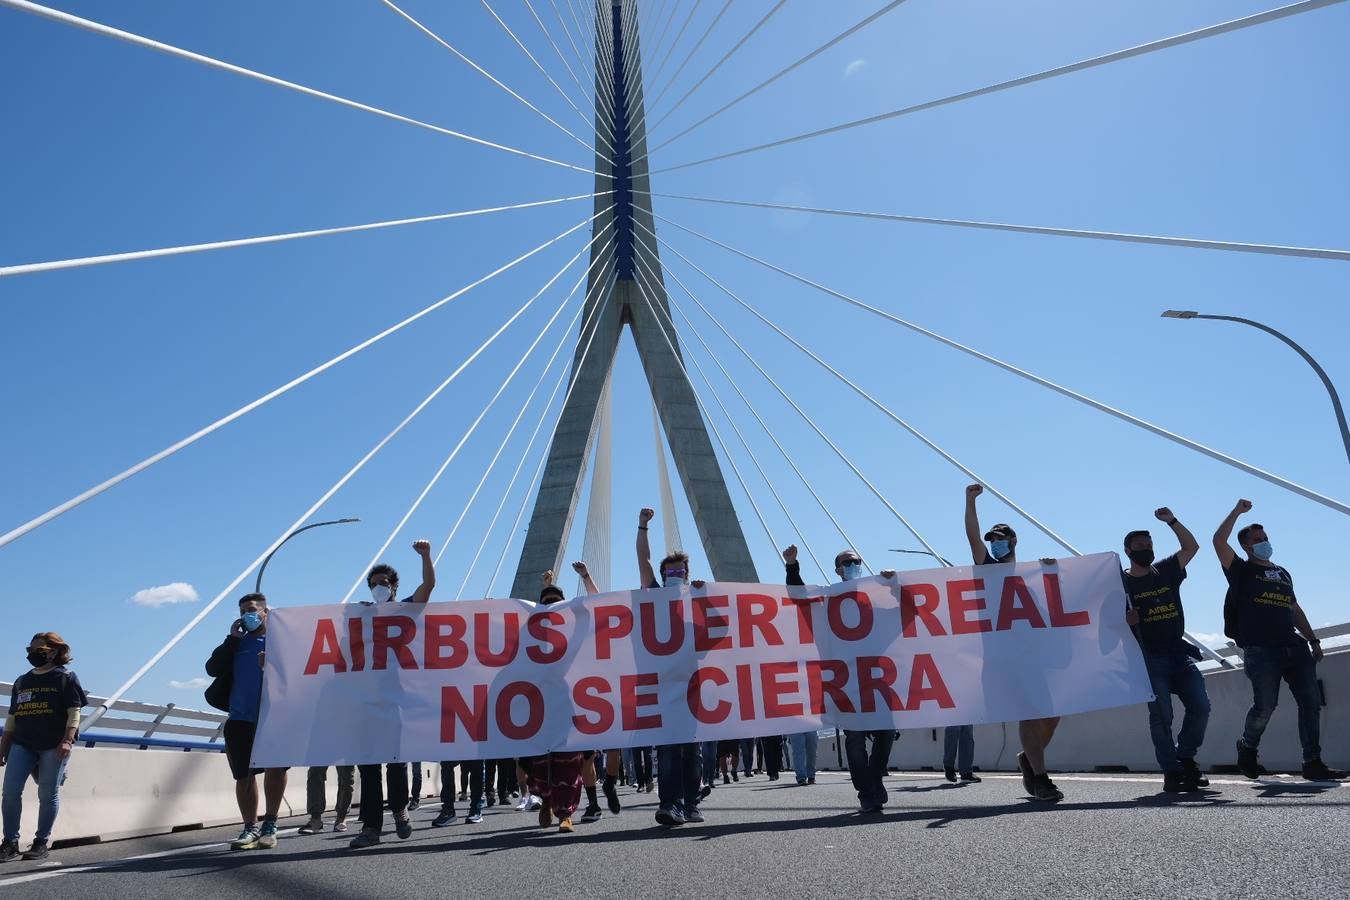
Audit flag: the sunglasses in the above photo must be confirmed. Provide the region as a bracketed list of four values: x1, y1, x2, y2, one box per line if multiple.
[662, 568, 688, 578]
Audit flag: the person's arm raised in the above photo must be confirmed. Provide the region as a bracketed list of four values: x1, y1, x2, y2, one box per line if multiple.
[408, 539, 435, 603]
[1157, 507, 1199, 569]
[964, 484, 986, 563]
[636, 507, 657, 587]
[572, 561, 601, 596]
[1212, 500, 1251, 570]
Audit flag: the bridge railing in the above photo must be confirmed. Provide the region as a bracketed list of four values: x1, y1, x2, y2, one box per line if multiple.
[1200, 621, 1350, 669]
[0, 681, 226, 752]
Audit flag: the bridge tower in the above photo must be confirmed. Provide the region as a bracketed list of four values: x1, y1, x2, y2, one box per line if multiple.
[509, 0, 757, 599]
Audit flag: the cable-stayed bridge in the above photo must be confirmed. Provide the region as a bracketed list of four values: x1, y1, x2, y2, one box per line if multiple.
[2, 0, 1349, 895]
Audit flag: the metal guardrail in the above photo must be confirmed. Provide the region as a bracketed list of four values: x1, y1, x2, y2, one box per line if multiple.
[0, 682, 226, 751]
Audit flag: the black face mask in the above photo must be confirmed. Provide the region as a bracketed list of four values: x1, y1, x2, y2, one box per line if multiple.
[26, 649, 52, 667]
[1127, 548, 1155, 567]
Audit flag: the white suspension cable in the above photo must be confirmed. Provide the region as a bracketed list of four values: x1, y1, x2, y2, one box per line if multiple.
[547, 0, 593, 92]
[646, 0, 786, 135]
[651, 0, 1348, 174]
[0, 209, 607, 550]
[380, 0, 595, 153]
[642, 192, 1350, 263]
[433, 258, 619, 567]
[654, 213, 1350, 517]
[626, 258, 784, 560]
[635, 0, 909, 167]
[522, 0, 616, 136]
[644, 0, 732, 115]
[642, 0, 702, 119]
[478, 0, 617, 152]
[80, 251, 579, 728]
[459, 271, 621, 599]
[651, 395, 684, 563]
[578, 367, 616, 594]
[643, 0, 683, 83]
[0, 0, 598, 176]
[337, 229, 616, 604]
[631, 249, 825, 578]
[639, 217, 1048, 558]
[0, 193, 599, 279]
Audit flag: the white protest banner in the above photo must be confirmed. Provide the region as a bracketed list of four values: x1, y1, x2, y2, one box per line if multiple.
[250, 551, 1149, 767]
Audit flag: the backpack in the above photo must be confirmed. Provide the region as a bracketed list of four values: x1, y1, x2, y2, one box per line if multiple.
[1222, 583, 1242, 643]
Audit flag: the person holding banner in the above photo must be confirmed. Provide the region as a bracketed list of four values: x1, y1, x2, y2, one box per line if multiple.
[1214, 501, 1345, 782]
[784, 544, 897, 813]
[349, 541, 435, 849]
[568, 562, 625, 820]
[637, 507, 707, 827]
[206, 594, 289, 851]
[964, 484, 1065, 803]
[523, 575, 586, 833]
[1121, 507, 1210, 793]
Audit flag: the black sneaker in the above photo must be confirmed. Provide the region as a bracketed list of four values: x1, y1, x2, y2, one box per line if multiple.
[807, 777, 815, 784]
[959, 772, 981, 783]
[1302, 759, 1347, 781]
[1179, 758, 1209, 788]
[0, 841, 18, 863]
[683, 807, 704, 824]
[1016, 751, 1035, 795]
[722, 773, 731, 785]
[394, 816, 412, 840]
[580, 804, 603, 823]
[731, 771, 739, 782]
[697, 784, 712, 801]
[348, 828, 381, 849]
[431, 810, 457, 827]
[407, 798, 419, 812]
[796, 777, 807, 786]
[21, 841, 48, 861]
[485, 791, 497, 808]
[1236, 740, 1266, 779]
[944, 767, 957, 783]
[1030, 774, 1063, 802]
[654, 805, 685, 827]
[1162, 770, 1189, 793]
[602, 777, 621, 814]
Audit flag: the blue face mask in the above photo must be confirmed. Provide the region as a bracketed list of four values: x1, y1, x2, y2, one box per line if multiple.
[990, 540, 1011, 560]
[840, 562, 863, 581]
[241, 611, 263, 632]
[1251, 540, 1274, 561]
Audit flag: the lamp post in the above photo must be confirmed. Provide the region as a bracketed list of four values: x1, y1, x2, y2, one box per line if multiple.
[889, 547, 953, 567]
[254, 517, 360, 593]
[1162, 310, 1350, 466]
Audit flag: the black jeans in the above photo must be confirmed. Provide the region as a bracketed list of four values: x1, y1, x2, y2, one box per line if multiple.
[439, 761, 484, 816]
[761, 735, 784, 778]
[357, 762, 408, 832]
[633, 747, 653, 785]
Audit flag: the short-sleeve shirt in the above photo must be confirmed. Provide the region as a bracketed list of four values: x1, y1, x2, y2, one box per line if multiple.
[1225, 556, 1300, 647]
[228, 633, 266, 723]
[1121, 555, 1187, 654]
[8, 666, 88, 751]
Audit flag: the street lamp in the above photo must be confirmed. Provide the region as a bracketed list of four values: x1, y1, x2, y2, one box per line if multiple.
[889, 547, 953, 567]
[254, 517, 360, 593]
[1162, 310, 1350, 466]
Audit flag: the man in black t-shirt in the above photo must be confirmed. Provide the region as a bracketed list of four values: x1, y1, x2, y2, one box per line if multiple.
[1214, 499, 1344, 782]
[1121, 507, 1210, 792]
[964, 484, 1065, 802]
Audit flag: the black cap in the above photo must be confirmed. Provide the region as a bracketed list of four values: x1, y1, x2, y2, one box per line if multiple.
[984, 523, 1016, 541]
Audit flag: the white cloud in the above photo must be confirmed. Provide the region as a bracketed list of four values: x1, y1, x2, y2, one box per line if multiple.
[131, 582, 199, 608]
[1189, 631, 1229, 648]
[168, 677, 210, 690]
[844, 58, 866, 78]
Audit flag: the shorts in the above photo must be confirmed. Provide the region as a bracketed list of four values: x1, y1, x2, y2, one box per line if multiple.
[224, 719, 262, 780]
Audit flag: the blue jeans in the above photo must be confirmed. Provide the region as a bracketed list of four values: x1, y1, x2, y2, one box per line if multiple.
[656, 743, 701, 813]
[1242, 643, 1322, 760]
[1143, 652, 1211, 772]
[789, 732, 818, 781]
[700, 741, 718, 785]
[2, 744, 69, 843]
[843, 730, 893, 807]
[943, 725, 974, 774]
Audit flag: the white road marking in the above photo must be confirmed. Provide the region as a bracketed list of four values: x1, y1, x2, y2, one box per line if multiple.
[0, 829, 298, 888]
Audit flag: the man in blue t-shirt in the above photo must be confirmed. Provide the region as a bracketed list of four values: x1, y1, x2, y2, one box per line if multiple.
[205, 593, 288, 851]
[1214, 499, 1344, 782]
[1121, 506, 1209, 792]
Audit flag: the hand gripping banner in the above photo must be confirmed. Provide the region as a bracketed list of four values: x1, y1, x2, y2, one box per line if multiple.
[251, 552, 1149, 766]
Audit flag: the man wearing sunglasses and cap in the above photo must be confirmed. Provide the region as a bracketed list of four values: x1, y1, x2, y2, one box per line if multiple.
[964, 484, 1064, 802]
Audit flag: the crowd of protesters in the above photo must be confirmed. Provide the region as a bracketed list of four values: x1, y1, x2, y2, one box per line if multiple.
[1, 492, 1343, 860]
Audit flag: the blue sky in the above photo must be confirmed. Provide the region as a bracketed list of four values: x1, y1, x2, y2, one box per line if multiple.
[2, 0, 1348, 702]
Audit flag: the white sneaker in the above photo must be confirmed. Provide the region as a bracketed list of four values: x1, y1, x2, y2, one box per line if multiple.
[514, 796, 529, 811]
[525, 795, 542, 811]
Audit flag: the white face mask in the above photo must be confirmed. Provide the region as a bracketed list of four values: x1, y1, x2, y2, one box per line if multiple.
[662, 575, 686, 589]
[370, 584, 393, 603]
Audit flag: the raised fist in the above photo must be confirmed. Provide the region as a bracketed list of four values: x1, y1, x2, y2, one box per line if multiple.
[782, 544, 798, 564]
[1153, 507, 1175, 523]
[1234, 499, 1253, 515]
[966, 484, 983, 498]
[542, 569, 556, 586]
[571, 561, 589, 577]
[412, 539, 431, 557]
[639, 508, 655, 525]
